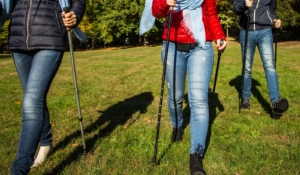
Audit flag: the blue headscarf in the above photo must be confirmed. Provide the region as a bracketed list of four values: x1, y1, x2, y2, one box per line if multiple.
[0, 0, 87, 42]
[139, 0, 205, 48]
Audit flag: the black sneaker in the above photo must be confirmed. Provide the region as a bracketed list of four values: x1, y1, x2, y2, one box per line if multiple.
[171, 127, 184, 142]
[272, 98, 289, 119]
[190, 153, 206, 175]
[241, 98, 250, 109]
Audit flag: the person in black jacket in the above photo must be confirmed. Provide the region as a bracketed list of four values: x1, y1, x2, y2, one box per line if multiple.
[9, 0, 85, 174]
[233, 0, 289, 119]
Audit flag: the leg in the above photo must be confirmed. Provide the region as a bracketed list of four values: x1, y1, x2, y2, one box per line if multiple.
[256, 28, 280, 103]
[257, 28, 288, 119]
[161, 41, 186, 142]
[240, 29, 257, 108]
[187, 42, 213, 156]
[187, 42, 214, 175]
[11, 50, 63, 174]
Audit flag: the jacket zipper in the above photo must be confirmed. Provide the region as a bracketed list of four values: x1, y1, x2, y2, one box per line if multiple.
[253, 0, 261, 30]
[266, 10, 273, 24]
[26, 0, 33, 50]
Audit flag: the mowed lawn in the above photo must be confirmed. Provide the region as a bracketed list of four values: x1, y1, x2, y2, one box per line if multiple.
[0, 39, 299, 175]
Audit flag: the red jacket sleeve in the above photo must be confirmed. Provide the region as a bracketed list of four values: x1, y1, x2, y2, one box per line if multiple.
[203, 0, 226, 41]
[152, 0, 169, 18]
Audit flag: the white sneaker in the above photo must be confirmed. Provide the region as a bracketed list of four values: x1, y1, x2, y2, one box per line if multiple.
[30, 145, 52, 168]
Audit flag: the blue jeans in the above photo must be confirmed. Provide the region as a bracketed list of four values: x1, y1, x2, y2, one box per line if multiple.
[240, 28, 280, 104]
[161, 41, 213, 155]
[11, 50, 63, 175]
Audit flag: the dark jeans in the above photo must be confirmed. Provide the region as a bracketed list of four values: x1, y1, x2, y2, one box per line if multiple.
[11, 50, 63, 175]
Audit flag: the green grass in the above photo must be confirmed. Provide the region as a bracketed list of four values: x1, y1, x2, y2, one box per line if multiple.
[0, 39, 299, 175]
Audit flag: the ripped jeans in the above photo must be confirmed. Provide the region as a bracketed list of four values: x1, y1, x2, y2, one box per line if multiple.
[161, 41, 213, 155]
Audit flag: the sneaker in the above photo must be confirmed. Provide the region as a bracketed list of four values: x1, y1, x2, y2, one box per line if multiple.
[241, 98, 250, 109]
[171, 127, 184, 143]
[30, 145, 53, 168]
[272, 98, 289, 119]
[190, 153, 206, 175]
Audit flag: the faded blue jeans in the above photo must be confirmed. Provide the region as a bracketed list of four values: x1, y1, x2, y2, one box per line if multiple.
[161, 41, 213, 155]
[11, 50, 63, 175]
[240, 28, 280, 104]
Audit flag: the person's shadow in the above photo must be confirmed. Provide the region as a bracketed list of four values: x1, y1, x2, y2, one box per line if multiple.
[43, 92, 154, 175]
[229, 75, 272, 116]
[156, 90, 224, 162]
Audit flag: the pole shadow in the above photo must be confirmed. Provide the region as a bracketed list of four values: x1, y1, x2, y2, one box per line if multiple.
[43, 92, 154, 175]
[204, 88, 224, 156]
[155, 94, 190, 165]
[228, 75, 272, 116]
[156, 91, 224, 162]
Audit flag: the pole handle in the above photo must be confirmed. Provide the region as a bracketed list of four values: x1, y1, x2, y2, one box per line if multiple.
[63, 7, 72, 31]
[220, 39, 224, 46]
[63, 7, 70, 12]
[169, 6, 174, 10]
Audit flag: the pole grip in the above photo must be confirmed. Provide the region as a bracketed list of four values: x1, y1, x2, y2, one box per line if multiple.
[63, 7, 70, 12]
[220, 39, 224, 46]
[169, 6, 174, 10]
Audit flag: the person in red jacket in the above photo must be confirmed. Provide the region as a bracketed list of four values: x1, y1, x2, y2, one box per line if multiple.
[141, 0, 227, 174]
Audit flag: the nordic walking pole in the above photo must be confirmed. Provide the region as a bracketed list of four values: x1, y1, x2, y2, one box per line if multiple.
[64, 7, 86, 153]
[274, 28, 277, 69]
[239, 9, 250, 114]
[153, 6, 174, 164]
[209, 40, 224, 116]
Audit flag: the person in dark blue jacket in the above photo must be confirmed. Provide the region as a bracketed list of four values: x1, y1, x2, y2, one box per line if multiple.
[233, 0, 289, 119]
[8, 0, 85, 174]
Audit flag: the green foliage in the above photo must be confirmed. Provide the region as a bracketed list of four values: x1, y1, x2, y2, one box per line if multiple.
[89, 0, 144, 44]
[0, 21, 10, 52]
[216, 0, 238, 29]
[277, 0, 300, 27]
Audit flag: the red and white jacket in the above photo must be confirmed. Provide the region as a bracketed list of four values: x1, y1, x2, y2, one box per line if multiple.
[152, 0, 226, 44]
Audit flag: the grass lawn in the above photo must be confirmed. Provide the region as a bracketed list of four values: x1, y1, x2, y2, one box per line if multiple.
[0, 38, 299, 175]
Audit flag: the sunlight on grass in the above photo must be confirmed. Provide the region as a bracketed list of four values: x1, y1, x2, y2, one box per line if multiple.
[0, 41, 299, 175]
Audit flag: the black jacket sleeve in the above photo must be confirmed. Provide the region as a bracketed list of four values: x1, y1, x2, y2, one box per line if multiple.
[269, 0, 277, 19]
[70, 0, 86, 26]
[233, 0, 247, 15]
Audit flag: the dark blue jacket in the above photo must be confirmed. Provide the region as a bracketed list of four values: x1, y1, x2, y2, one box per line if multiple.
[8, 0, 85, 51]
[233, 0, 277, 30]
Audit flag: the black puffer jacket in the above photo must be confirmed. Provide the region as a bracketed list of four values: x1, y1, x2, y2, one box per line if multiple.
[8, 0, 85, 51]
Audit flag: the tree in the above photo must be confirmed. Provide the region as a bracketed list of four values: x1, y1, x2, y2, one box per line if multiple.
[277, 0, 300, 27]
[0, 21, 10, 53]
[216, 0, 239, 37]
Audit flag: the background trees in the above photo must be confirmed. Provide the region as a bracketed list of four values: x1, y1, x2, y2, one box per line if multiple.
[0, 0, 299, 51]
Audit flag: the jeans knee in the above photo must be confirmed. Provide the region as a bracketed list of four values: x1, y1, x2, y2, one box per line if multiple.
[22, 97, 45, 121]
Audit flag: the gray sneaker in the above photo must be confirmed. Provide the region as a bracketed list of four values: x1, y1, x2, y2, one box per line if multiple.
[241, 98, 250, 109]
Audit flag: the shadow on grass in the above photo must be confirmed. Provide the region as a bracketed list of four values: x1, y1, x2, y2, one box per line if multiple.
[43, 92, 154, 175]
[229, 75, 272, 117]
[0, 54, 11, 59]
[155, 90, 224, 163]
